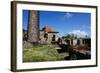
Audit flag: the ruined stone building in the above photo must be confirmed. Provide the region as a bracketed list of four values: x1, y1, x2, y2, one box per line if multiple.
[24, 10, 59, 45]
[40, 26, 59, 44]
[23, 25, 59, 45]
[66, 38, 91, 46]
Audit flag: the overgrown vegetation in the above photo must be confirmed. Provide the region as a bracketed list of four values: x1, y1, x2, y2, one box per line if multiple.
[23, 44, 67, 62]
[62, 33, 77, 41]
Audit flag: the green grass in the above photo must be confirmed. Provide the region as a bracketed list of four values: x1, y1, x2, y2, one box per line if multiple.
[23, 44, 67, 62]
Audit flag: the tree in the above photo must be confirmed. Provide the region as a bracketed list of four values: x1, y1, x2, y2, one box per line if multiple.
[62, 33, 77, 41]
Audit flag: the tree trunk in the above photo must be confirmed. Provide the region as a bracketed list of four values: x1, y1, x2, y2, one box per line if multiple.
[27, 10, 39, 43]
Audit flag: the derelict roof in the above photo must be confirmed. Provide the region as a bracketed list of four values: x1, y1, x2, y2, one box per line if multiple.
[42, 25, 59, 33]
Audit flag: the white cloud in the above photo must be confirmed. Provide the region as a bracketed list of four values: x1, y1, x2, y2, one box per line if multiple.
[68, 30, 89, 38]
[64, 12, 73, 19]
[60, 12, 73, 21]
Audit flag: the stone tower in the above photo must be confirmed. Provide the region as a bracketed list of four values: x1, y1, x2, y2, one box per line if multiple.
[27, 10, 39, 43]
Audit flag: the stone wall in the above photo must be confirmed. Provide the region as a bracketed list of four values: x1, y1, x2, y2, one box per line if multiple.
[66, 39, 86, 46]
[40, 31, 59, 44]
[40, 31, 46, 44]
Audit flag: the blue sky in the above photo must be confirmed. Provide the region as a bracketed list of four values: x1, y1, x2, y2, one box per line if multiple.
[23, 10, 29, 31]
[23, 10, 91, 38]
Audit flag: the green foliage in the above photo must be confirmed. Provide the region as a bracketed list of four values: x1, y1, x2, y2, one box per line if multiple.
[62, 33, 77, 41]
[23, 44, 65, 62]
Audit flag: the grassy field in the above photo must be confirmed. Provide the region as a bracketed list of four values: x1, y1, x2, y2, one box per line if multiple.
[23, 44, 68, 62]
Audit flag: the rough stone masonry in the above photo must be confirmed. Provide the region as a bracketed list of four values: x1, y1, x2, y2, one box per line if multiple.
[27, 10, 39, 43]
[23, 10, 39, 48]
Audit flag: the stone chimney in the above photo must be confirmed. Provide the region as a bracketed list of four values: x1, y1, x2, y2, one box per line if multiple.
[27, 10, 39, 43]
